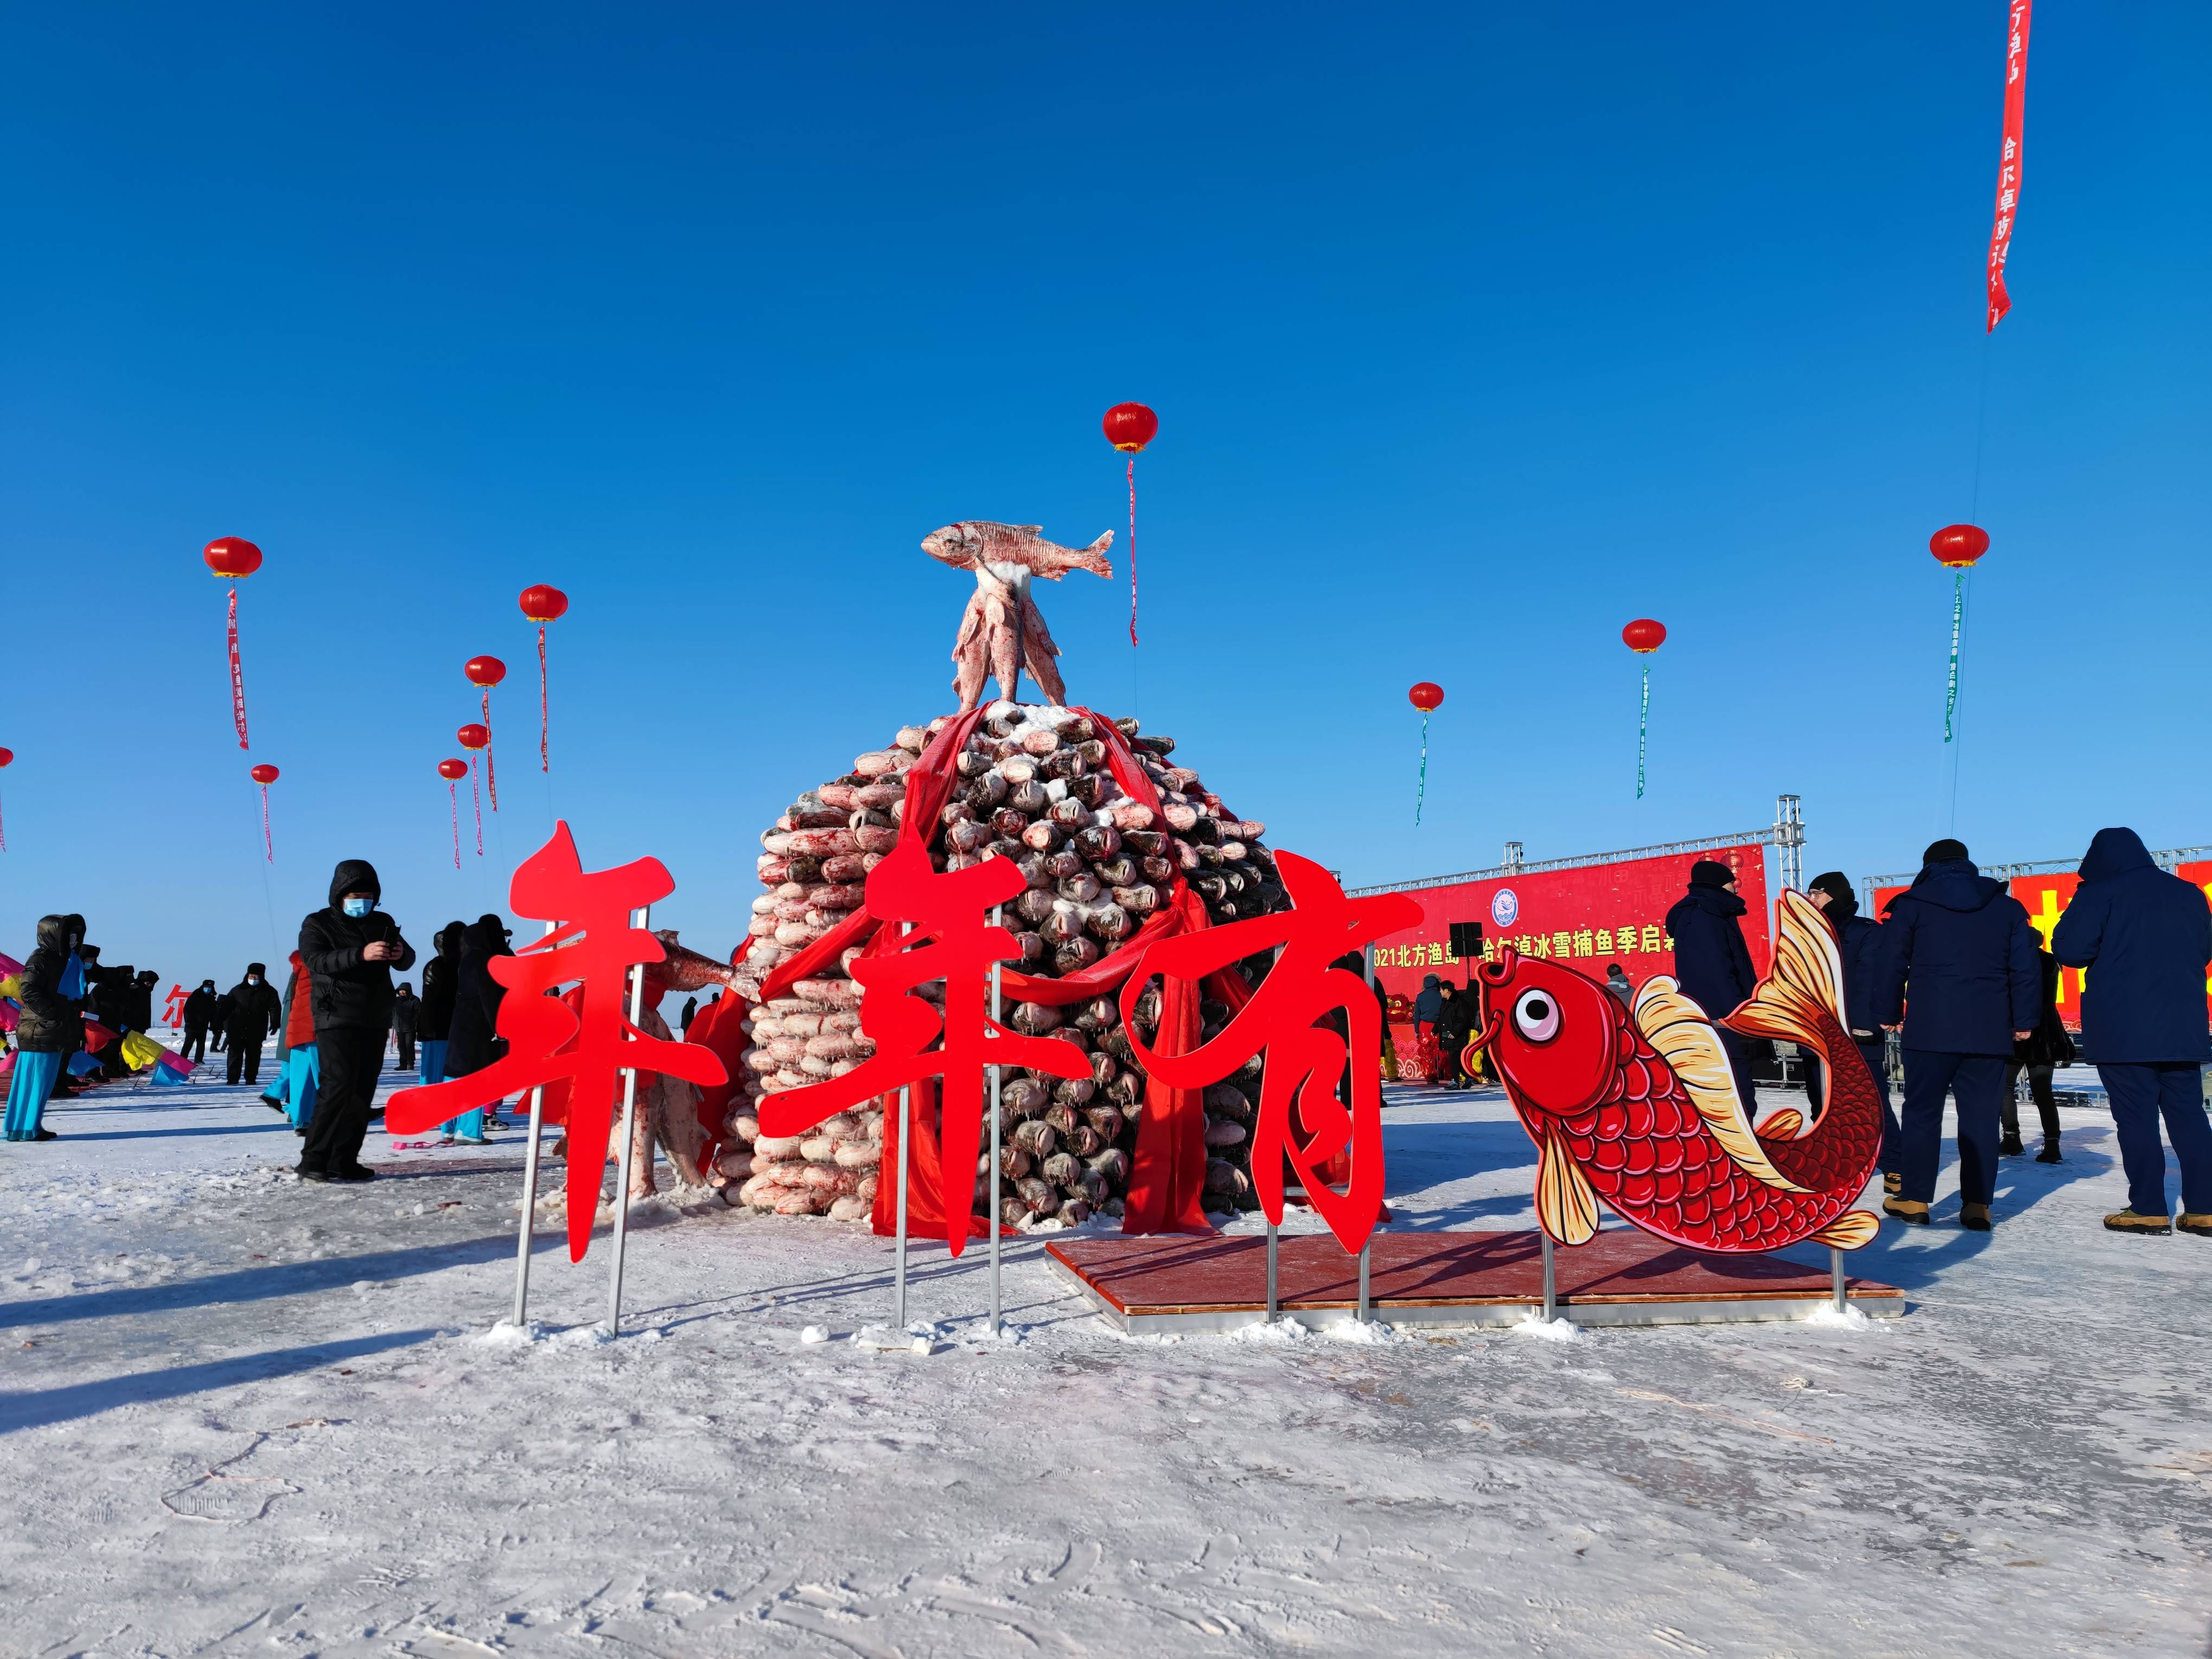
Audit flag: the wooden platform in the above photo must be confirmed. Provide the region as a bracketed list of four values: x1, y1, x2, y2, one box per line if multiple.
[1046, 1229, 1904, 1334]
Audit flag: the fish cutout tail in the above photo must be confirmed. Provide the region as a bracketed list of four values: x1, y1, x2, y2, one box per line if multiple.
[1634, 975, 1808, 1193]
[1724, 889, 1848, 1069]
[1537, 1121, 1600, 1245]
[1813, 1210, 1879, 1250]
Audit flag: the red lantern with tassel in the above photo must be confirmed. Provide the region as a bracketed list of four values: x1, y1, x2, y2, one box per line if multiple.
[438, 757, 468, 867]
[1101, 404, 1158, 646]
[1621, 619, 1667, 799]
[518, 584, 568, 771]
[249, 763, 279, 860]
[456, 724, 489, 856]
[1930, 524, 1989, 742]
[0, 745, 12, 852]
[1407, 682, 1443, 825]
[464, 655, 506, 809]
[203, 537, 263, 750]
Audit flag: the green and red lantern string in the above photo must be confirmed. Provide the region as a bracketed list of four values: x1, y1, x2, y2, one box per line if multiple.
[1622, 619, 1667, 798]
[249, 763, 279, 861]
[1408, 681, 1444, 825]
[438, 757, 468, 867]
[1931, 525, 1989, 742]
[1102, 403, 1158, 645]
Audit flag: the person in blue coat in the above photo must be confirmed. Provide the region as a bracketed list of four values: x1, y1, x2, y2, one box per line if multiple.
[1871, 839, 2040, 1230]
[2050, 827, 2212, 1236]
[1808, 872, 1899, 1191]
[1666, 859, 1759, 1105]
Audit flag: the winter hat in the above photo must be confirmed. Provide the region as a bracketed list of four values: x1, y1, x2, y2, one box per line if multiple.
[1808, 871, 1854, 906]
[1921, 838, 1970, 865]
[1689, 859, 1735, 889]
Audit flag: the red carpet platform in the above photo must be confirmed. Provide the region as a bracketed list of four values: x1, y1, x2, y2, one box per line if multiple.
[1047, 1229, 1903, 1334]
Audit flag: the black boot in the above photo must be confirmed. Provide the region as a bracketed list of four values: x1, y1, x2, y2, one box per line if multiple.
[2035, 1142, 2062, 1163]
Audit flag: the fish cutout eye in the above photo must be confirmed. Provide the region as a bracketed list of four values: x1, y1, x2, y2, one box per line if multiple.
[1513, 988, 1560, 1043]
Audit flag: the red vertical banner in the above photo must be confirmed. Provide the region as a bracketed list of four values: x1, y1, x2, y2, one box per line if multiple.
[1985, 0, 2032, 331]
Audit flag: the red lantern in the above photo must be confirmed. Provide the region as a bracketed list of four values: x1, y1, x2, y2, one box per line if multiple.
[1928, 524, 1990, 568]
[1622, 622, 1666, 797]
[438, 757, 468, 867]
[464, 656, 506, 810]
[248, 762, 279, 861]
[1622, 619, 1667, 654]
[519, 584, 569, 772]
[456, 725, 490, 857]
[203, 537, 264, 750]
[1102, 405, 1158, 645]
[1406, 683, 1444, 824]
[0, 745, 12, 853]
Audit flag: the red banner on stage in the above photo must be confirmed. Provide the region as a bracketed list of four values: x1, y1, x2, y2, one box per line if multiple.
[1366, 843, 1771, 1078]
[1986, 0, 2032, 332]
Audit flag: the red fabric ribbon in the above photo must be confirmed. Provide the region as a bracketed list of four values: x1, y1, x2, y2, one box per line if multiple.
[259, 783, 273, 862]
[227, 587, 249, 750]
[537, 625, 550, 771]
[481, 691, 498, 811]
[1986, 1, 2032, 332]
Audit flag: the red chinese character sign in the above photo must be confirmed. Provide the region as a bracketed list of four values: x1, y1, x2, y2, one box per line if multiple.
[758, 839, 1092, 1257]
[1469, 889, 1881, 1255]
[387, 822, 727, 1261]
[1122, 853, 1422, 1256]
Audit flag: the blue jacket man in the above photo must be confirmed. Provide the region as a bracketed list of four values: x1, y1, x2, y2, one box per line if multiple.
[1871, 840, 2040, 1229]
[1666, 859, 1759, 1107]
[2051, 827, 2212, 1234]
[1808, 872, 1899, 1184]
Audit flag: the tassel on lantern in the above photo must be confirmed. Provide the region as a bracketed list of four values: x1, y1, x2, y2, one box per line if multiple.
[1102, 404, 1158, 646]
[1407, 682, 1443, 826]
[250, 763, 279, 861]
[457, 724, 490, 854]
[203, 538, 263, 750]
[1621, 619, 1667, 799]
[438, 758, 467, 869]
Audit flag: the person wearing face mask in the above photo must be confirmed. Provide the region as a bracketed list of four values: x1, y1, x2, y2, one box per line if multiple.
[297, 860, 414, 1182]
[222, 963, 282, 1084]
[4, 915, 81, 1140]
[181, 979, 218, 1065]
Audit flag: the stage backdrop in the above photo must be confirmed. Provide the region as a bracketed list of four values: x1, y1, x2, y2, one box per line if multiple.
[1875, 860, 2212, 1031]
[1362, 841, 1772, 1078]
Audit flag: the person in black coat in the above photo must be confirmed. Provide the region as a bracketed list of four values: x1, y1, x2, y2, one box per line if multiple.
[222, 964, 282, 1084]
[2052, 826, 2212, 1235]
[444, 915, 514, 1081]
[1667, 859, 1759, 1107]
[2001, 949, 2073, 1162]
[181, 979, 218, 1064]
[296, 859, 414, 1182]
[1871, 839, 2040, 1230]
[3, 915, 80, 1140]
[1807, 871, 1900, 1189]
[415, 921, 466, 1086]
[1436, 982, 1478, 1089]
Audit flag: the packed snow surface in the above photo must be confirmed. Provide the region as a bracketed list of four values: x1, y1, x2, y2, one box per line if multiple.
[2, 1063, 2208, 1656]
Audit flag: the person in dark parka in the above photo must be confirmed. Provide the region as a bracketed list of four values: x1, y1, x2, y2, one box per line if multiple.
[1807, 871, 1900, 1188]
[181, 979, 218, 1064]
[1871, 839, 2041, 1230]
[2001, 948, 2074, 1162]
[222, 964, 282, 1085]
[443, 916, 515, 1125]
[4, 915, 79, 1140]
[2051, 827, 2212, 1235]
[415, 922, 466, 1088]
[297, 860, 414, 1182]
[1667, 859, 1760, 1107]
[1436, 982, 1478, 1089]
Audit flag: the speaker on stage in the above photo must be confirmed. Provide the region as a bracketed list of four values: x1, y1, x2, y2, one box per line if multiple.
[1448, 921, 1484, 961]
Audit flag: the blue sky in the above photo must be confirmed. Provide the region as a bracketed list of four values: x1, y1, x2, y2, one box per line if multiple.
[3, 2, 2206, 989]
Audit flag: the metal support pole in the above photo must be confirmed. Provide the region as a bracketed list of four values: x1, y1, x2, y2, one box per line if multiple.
[509, 916, 561, 1328]
[893, 920, 912, 1332]
[604, 904, 650, 1336]
[1356, 1240, 1371, 1323]
[1540, 1230, 1557, 1322]
[988, 905, 1004, 1338]
[1265, 1218, 1279, 1322]
[1830, 1245, 1846, 1315]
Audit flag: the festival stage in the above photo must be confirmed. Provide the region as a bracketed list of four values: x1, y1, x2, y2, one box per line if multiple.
[1047, 1228, 1904, 1334]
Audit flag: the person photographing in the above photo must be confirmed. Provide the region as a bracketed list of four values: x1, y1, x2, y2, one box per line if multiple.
[297, 860, 414, 1183]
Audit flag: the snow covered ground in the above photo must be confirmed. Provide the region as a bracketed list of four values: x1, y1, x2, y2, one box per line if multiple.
[2, 1064, 2208, 1657]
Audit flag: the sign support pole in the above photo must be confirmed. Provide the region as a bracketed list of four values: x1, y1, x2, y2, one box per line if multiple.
[604, 903, 650, 1336]
[1265, 1219, 1279, 1323]
[893, 921, 913, 1333]
[1540, 1230, 1557, 1322]
[1830, 1245, 1846, 1315]
[510, 917, 560, 1328]
[988, 905, 1004, 1338]
[1356, 1239, 1371, 1323]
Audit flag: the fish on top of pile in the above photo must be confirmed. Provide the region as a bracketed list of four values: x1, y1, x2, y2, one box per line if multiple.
[721, 700, 1285, 1227]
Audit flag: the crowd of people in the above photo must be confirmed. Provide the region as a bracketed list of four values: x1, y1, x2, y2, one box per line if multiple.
[1401, 827, 2212, 1237]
